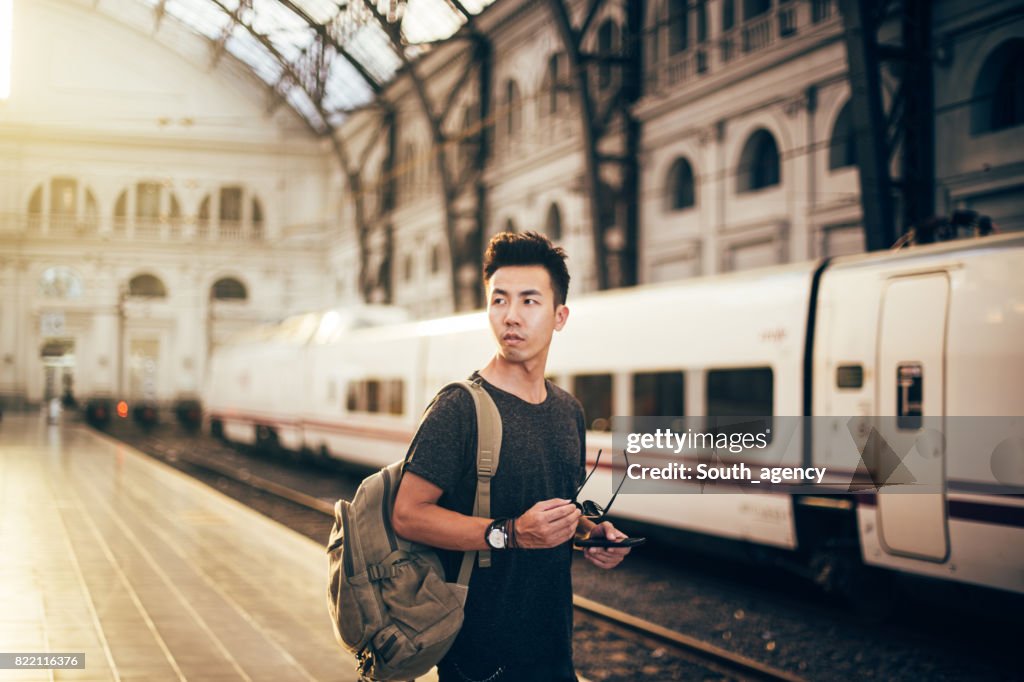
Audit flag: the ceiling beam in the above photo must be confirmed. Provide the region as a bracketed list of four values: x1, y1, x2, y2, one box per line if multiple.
[274, 0, 384, 95]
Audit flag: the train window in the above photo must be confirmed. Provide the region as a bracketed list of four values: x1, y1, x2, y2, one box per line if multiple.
[347, 378, 403, 415]
[385, 379, 404, 416]
[706, 367, 773, 416]
[836, 364, 864, 389]
[366, 380, 381, 413]
[573, 373, 612, 431]
[633, 371, 685, 417]
[346, 382, 360, 412]
[896, 363, 923, 430]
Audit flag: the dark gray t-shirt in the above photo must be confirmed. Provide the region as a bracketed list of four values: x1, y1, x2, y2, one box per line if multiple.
[403, 373, 586, 677]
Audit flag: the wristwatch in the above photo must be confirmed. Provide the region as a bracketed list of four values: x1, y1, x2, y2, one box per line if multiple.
[485, 518, 508, 550]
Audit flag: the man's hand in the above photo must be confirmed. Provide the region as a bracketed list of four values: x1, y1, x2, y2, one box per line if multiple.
[581, 521, 631, 569]
[514, 499, 581, 549]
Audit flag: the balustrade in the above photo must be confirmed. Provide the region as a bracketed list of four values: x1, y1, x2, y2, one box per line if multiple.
[647, 0, 838, 96]
[3, 213, 262, 242]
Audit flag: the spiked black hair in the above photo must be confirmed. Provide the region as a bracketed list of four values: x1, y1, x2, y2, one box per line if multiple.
[482, 231, 570, 306]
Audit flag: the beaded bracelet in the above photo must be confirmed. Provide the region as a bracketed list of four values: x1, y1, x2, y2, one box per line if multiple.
[506, 516, 518, 549]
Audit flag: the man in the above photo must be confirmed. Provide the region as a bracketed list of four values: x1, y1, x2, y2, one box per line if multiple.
[393, 231, 631, 682]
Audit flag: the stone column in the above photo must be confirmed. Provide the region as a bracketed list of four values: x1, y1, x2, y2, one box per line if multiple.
[706, 119, 727, 275]
[785, 88, 815, 262]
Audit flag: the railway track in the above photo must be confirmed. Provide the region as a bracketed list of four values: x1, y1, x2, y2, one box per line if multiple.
[127, 429, 802, 682]
[573, 596, 802, 681]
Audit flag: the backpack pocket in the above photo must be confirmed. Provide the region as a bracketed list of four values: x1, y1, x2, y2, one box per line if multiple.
[361, 615, 461, 682]
[359, 622, 417, 680]
[328, 501, 382, 651]
[378, 554, 465, 641]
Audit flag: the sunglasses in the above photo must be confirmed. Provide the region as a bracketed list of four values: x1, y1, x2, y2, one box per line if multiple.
[572, 449, 630, 523]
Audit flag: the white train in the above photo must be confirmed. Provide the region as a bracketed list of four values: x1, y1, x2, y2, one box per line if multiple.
[204, 233, 1024, 596]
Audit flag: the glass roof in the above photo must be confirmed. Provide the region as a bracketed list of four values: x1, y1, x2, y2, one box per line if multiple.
[137, 0, 496, 134]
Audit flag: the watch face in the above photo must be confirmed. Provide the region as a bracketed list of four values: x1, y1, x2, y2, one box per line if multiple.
[487, 526, 505, 549]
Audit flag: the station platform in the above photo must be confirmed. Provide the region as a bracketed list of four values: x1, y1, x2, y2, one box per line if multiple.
[0, 413, 436, 681]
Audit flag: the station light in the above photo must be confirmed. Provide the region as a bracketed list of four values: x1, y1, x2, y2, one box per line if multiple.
[117, 400, 129, 419]
[0, 0, 12, 100]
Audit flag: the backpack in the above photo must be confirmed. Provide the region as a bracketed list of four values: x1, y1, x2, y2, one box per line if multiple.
[326, 378, 502, 681]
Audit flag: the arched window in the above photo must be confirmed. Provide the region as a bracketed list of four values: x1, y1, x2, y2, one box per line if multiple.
[131, 181, 180, 238]
[971, 39, 1024, 135]
[26, 179, 97, 233]
[829, 101, 857, 170]
[49, 177, 78, 234]
[722, 0, 736, 31]
[219, 186, 242, 222]
[544, 53, 567, 116]
[738, 129, 781, 193]
[597, 20, 618, 89]
[430, 244, 442, 274]
[743, 0, 770, 19]
[666, 158, 697, 210]
[128, 274, 167, 299]
[212, 277, 247, 301]
[39, 267, 83, 299]
[136, 182, 161, 220]
[669, 0, 689, 54]
[505, 80, 521, 139]
[50, 177, 76, 216]
[545, 203, 563, 240]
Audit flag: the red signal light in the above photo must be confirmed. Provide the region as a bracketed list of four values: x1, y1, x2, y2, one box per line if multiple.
[117, 401, 129, 418]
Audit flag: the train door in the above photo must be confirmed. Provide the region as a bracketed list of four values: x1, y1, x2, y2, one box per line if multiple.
[875, 273, 949, 561]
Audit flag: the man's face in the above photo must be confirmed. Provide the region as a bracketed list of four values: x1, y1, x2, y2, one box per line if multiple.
[486, 265, 568, 366]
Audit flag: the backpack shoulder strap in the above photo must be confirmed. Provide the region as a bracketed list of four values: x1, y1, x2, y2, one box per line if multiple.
[433, 378, 501, 584]
[461, 377, 502, 569]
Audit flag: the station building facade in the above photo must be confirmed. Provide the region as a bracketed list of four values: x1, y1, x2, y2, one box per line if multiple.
[0, 0, 336, 407]
[0, 0, 1022, 408]
[345, 0, 1024, 313]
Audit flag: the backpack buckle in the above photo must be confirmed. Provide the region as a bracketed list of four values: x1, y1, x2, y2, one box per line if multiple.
[478, 452, 494, 477]
[366, 563, 400, 582]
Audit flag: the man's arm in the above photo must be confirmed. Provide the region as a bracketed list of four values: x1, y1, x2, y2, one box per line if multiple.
[393, 471, 581, 551]
[392, 471, 490, 551]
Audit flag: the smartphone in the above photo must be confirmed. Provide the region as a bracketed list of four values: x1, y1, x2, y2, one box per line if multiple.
[574, 536, 646, 549]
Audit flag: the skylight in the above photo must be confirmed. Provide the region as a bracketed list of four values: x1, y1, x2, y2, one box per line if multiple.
[131, 0, 496, 133]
